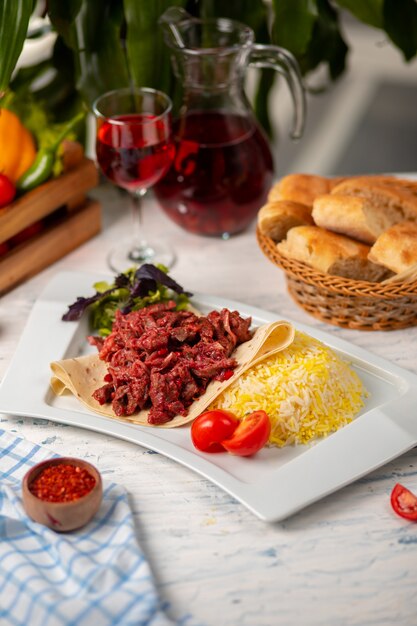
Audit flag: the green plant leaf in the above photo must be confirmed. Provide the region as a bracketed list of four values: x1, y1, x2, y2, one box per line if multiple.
[199, 0, 268, 34]
[0, 0, 33, 96]
[124, 0, 187, 94]
[334, 0, 384, 29]
[11, 32, 85, 129]
[299, 0, 348, 81]
[47, 0, 82, 48]
[271, 0, 318, 56]
[383, 0, 417, 61]
[48, 0, 130, 106]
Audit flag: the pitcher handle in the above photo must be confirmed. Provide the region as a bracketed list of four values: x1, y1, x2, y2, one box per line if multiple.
[248, 44, 306, 140]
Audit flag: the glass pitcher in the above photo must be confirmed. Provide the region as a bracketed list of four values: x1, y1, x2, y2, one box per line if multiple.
[154, 7, 306, 238]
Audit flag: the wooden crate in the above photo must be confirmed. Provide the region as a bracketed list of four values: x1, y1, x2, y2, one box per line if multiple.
[0, 144, 101, 295]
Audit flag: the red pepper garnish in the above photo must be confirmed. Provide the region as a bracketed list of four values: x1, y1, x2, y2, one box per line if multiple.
[29, 464, 96, 503]
[217, 369, 234, 382]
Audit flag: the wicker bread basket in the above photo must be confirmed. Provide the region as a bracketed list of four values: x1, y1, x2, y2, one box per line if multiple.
[257, 227, 417, 331]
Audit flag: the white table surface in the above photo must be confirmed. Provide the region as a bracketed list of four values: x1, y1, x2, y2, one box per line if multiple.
[1, 182, 416, 626]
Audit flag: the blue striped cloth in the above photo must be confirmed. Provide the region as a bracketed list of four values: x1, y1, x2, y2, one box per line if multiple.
[0, 429, 192, 626]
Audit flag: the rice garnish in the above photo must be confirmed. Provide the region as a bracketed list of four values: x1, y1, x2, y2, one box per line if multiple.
[210, 331, 367, 447]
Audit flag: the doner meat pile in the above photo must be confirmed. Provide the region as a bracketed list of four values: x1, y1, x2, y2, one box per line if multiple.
[89, 301, 252, 424]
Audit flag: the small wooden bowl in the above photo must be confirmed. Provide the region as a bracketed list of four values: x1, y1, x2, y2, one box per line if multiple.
[22, 457, 103, 532]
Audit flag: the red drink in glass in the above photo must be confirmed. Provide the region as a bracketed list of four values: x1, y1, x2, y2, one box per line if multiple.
[92, 87, 175, 271]
[153, 111, 274, 237]
[96, 113, 174, 192]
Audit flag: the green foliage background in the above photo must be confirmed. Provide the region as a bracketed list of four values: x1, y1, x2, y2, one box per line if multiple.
[2, 0, 417, 135]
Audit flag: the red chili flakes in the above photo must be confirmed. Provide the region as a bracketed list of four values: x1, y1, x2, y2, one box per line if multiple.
[29, 464, 96, 502]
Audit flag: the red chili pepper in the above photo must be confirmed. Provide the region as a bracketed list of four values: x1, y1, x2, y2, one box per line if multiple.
[29, 464, 96, 502]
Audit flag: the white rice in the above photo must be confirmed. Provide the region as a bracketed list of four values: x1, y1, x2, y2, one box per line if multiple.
[211, 331, 367, 447]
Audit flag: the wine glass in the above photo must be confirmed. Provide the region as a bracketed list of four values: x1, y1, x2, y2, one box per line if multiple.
[93, 87, 175, 272]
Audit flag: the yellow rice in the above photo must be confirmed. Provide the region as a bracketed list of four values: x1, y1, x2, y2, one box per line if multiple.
[211, 331, 367, 447]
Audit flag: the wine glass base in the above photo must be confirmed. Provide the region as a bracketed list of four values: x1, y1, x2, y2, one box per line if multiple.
[107, 239, 176, 273]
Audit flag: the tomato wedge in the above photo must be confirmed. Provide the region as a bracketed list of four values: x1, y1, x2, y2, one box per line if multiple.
[221, 410, 271, 457]
[191, 409, 239, 453]
[390, 483, 417, 521]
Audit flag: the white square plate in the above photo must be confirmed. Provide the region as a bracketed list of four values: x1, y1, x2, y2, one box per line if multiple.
[1, 271, 416, 522]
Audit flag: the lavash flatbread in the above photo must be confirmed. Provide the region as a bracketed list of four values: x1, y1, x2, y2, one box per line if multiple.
[50, 320, 294, 428]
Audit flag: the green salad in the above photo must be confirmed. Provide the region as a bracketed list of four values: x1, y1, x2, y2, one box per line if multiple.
[62, 264, 192, 336]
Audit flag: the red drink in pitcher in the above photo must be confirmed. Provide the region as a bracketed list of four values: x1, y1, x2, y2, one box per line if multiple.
[153, 111, 274, 237]
[96, 113, 174, 192]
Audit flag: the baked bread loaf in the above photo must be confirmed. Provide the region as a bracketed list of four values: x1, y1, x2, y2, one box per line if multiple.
[276, 225, 390, 281]
[257, 200, 314, 242]
[312, 193, 404, 245]
[368, 221, 417, 274]
[331, 177, 417, 223]
[268, 174, 344, 207]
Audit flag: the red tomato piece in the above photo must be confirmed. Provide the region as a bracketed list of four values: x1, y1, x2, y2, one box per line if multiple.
[390, 483, 417, 521]
[0, 174, 16, 207]
[221, 410, 271, 457]
[191, 409, 239, 453]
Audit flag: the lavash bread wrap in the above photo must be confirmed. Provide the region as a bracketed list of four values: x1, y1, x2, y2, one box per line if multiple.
[50, 320, 295, 428]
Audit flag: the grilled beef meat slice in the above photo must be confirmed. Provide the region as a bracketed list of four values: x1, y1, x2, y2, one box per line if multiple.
[93, 303, 252, 423]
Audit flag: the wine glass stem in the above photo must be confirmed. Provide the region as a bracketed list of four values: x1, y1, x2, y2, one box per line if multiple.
[128, 188, 153, 263]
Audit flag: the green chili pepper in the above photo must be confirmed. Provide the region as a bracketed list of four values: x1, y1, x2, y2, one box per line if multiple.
[16, 111, 85, 193]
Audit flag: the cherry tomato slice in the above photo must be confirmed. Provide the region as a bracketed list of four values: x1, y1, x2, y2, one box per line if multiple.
[390, 483, 417, 521]
[191, 409, 239, 453]
[221, 410, 271, 457]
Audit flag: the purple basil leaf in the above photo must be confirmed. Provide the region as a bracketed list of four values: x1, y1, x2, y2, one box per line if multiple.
[114, 273, 131, 289]
[129, 277, 157, 299]
[62, 287, 117, 321]
[133, 264, 192, 297]
[63, 272, 132, 321]
[121, 265, 192, 314]
[62, 295, 102, 321]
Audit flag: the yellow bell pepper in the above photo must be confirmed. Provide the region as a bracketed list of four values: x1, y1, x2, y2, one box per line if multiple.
[0, 108, 36, 183]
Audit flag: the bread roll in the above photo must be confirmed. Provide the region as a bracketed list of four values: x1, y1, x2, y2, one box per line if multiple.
[268, 174, 344, 207]
[276, 225, 390, 281]
[312, 194, 404, 245]
[331, 177, 417, 223]
[368, 221, 417, 274]
[257, 200, 314, 242]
